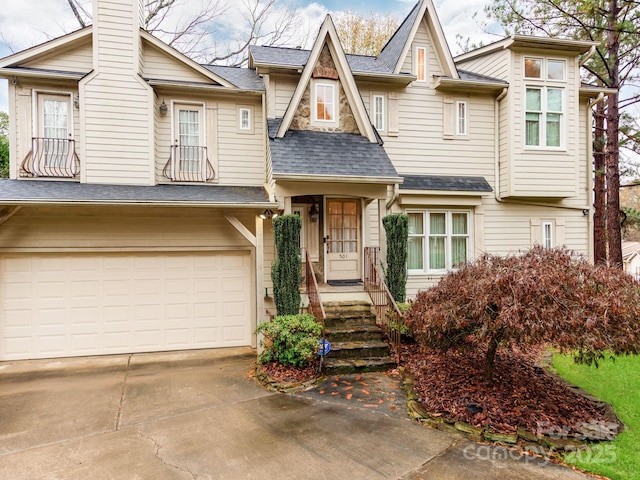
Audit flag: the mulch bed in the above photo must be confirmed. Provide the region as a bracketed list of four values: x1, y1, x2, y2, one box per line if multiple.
[403, 343, 608, 436]
[259, 359, 320, 383]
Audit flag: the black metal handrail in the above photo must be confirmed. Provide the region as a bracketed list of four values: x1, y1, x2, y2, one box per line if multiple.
[364, 247, 403, 363]
[20, 137, 80, 178]
[163, 145, 215, 183]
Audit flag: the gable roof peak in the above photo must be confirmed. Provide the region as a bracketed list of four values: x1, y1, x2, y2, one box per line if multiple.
[275, 13, 377, 142]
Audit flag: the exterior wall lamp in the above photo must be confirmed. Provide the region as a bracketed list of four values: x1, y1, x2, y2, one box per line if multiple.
[159, 100, 168, 116]
[309, 203, 320, 222]
[260, 209, 278, 220]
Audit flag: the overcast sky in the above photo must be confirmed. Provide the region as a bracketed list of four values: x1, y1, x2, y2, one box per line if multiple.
[0, 0, 498, 113]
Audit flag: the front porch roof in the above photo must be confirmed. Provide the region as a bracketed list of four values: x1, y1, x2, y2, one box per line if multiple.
[268, 119, 402, 184]
[0, 179, 275, 208]
[400, 175, 493, 192]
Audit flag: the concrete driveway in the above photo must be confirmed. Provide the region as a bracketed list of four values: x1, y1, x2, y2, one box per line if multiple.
[0, 348, 597, 479]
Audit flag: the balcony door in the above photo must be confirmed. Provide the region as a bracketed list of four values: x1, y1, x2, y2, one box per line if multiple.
[173, 103, 205, 180]
[37, 94, 71, 171]
[325, 198, 361, 281]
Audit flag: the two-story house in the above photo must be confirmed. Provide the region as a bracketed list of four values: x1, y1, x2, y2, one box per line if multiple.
[0, 0, 609, 361]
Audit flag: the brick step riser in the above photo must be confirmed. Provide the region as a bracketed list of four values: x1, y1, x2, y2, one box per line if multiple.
[326, 346, 390, 360]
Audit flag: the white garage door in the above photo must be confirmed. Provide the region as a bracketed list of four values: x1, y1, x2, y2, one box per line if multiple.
[0, 252, 252, 360]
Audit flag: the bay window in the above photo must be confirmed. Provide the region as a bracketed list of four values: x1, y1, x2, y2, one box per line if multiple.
[407, 210, 471, 272]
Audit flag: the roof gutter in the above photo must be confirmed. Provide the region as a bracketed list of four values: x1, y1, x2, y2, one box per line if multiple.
[0, 199, 278, 208]
[273, 173, 403, 184]
[0, 68, 86, 81]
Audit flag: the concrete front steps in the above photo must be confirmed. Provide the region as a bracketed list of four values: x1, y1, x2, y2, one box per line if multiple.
[322, 300, 396, 375]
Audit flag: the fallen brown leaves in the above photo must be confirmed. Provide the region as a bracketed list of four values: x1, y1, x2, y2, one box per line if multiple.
[259, 359, 319, 383]
[403, 344, 607, 435]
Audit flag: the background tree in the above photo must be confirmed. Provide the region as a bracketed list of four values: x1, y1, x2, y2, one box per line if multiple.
[333, 10, 398, 56]
[271, 214, 302, 316]
[0, 112, 8, 178]
[483, 0, 640, 268]
[65, 0, 306, 65]
[405, 246, 640, 383]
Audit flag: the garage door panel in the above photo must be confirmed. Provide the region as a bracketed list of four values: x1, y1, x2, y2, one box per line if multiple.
[0, 252, 252, 360]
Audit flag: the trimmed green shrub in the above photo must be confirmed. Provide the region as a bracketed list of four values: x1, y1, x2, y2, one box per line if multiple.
[257, 314, 322, 367]
[382, 213, 408, 303]
[271, 214, 302, 316]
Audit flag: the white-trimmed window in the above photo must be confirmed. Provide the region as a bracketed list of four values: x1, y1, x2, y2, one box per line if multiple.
[407, 210, 471, 272]
[456, 101, 467, 135]
[313, 81, 336, 123]
[415, 46, 427, 82]
[525, 87, 563, 147]
[237, 106, 254, 134]
[35, 92, 73, 168]
[524, 57, 565, 81]
[239, 107, 251, 130]
[372, 94, 385, 131]
[542, 221, 554, 249]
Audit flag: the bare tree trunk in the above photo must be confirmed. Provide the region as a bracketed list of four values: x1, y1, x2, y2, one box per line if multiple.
[483, 335, 501, 384]
[594, 101, 607, 264]
[606, 0, 623, 269]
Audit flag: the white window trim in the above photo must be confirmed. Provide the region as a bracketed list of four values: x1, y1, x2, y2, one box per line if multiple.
[414, 46, 428, 82]
[237, 105, 254, 134]
[311, 80, 339, 127]
[542, 220, 554, 249]
[372, 94, 386, 132]
[546, 59, 567, 82]
[456, 101, 467, 136]
[524, 86, 565, 150]
[524, 56, 544, 80]
[407, 209, 473, 274]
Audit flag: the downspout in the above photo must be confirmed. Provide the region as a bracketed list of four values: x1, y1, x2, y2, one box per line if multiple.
[494, 88, 508, 202]
[386, 183, 400, 210]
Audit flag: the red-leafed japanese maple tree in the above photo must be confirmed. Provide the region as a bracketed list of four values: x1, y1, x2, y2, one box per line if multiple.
[405, 246, 640, 383]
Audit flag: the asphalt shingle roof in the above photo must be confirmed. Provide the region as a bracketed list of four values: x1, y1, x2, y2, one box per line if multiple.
[268, 119, 400, 181]
[400, 175, 493, 192]
[376, 1, 422, 72]
[0, 179, 272, 205]
[457, 69, 507, 84]
[202, 65, 265, 91]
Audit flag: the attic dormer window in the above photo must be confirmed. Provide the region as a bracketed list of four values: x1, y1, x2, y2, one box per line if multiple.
[415, 46, 427, 82]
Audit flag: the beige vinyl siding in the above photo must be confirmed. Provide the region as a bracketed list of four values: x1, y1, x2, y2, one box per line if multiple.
[153, 92, 264, 186]
[503, 51, 579, 198]
[81, 0, 153, 185]
[383, 90, 496, 180]
[142, 41, 213, 83]
[456, 50, 510, 81]
[0, 206, 256, 251]
[273, 74, 298, 118]
[23, 41, 93, 73]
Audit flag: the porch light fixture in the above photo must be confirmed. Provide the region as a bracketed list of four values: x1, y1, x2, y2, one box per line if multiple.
[260, 209, 278, 220]
[73, 95, 80, 109]
[159, 100, 168, 116]
[309, 203, 320, 222]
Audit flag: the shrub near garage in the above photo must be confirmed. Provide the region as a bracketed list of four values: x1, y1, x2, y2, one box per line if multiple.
[257, 314, 322, 368]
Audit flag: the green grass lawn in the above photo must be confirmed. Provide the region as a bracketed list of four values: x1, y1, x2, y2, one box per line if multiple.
[553, 354, 640, 480]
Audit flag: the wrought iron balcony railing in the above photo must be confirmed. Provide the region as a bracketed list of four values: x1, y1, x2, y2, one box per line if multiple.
[163, 145, 215, 183]
[20, 137, 80, 178]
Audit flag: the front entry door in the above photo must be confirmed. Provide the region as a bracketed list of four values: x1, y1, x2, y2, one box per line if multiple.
[326, 199, 361, 281]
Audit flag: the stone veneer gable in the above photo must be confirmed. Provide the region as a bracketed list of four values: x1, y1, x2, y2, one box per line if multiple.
[290, 44, 360, 135]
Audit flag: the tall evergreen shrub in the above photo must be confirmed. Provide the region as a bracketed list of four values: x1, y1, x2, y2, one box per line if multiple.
[271, 214, 302, 315]
[382, 213, 408, 303]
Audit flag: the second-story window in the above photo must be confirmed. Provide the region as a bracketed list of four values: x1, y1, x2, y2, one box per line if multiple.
[415, 46, 427, 82]
[456, 101, 467, 135]
[526, 87, 563, 147]
[239, 108, 251, 130]
[372, 94, 385, 131]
